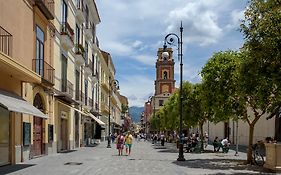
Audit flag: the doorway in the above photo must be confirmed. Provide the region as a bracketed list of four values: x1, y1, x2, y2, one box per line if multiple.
[33, 94, 44, 156]
[61, 118, 68, 150]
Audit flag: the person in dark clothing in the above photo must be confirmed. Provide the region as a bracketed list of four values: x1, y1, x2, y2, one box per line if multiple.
[213, 136, 220, 152]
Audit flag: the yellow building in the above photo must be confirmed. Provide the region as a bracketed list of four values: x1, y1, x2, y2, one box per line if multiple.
[52, 0, 103, 150]
[0, 0, 55, 165]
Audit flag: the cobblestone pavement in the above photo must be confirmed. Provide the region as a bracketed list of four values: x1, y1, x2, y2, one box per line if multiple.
[0, 140, 278, 175]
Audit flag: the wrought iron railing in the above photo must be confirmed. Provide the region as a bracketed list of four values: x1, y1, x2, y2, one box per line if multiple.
[95, 102, 99, 111]
[32, 59, 54, 85]
[74, 44, 85, 55]
[61, 22, 74, 42]
[0, 26, 12, 57]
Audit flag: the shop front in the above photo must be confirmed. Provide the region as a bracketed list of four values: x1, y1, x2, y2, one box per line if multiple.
[0, 90, 47, 165]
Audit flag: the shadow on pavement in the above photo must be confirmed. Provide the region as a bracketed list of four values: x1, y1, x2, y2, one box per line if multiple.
[59, 150, 77, 153]
[158, 149, 178, 153]
[0, 164, 35, 175]
[172, 159, 276, 174]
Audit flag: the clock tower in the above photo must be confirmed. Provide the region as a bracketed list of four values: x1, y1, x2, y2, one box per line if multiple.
[151, 48, 176, 111]
[155, 48, 175, 95]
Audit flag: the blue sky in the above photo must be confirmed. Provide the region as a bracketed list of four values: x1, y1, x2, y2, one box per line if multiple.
[96, 0, 248, 107]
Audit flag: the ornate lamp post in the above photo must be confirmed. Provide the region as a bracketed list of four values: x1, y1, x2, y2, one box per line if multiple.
[107, 76, 119, 148]
[162, 22, 185, 161]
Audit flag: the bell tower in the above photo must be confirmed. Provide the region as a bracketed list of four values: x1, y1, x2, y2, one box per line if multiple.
[155, 48, 175, 95]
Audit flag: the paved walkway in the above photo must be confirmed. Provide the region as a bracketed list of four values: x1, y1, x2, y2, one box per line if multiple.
[0, 140, 277, 175]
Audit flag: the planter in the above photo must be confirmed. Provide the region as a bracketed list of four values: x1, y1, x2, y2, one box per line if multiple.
[264, 143, 281, 171]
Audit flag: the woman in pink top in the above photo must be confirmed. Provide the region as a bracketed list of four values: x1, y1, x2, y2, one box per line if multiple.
[116, 133, 125, 156]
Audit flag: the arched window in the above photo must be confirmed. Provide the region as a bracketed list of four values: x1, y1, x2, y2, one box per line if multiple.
[34, 93, 44, 112]
[163, 71, 168, 79]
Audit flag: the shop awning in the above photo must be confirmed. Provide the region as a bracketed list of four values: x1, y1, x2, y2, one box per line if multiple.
[0, 90, 47, 118]
[87, 113, 105, 126]
[57, 100, 88, 116]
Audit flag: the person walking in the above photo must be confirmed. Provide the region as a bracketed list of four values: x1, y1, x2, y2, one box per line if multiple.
[116, 132, 125, 156]
[125, 131, 133, 155]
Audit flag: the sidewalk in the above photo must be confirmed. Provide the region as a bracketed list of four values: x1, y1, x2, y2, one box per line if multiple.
[0, 141, 277, 175]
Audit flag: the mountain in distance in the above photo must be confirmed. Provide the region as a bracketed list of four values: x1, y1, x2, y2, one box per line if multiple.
[129, 106, 144, 123]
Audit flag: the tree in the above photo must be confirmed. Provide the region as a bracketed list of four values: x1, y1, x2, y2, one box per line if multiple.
[201, 51, 243, 151]
[239, 0, 281, 163]
[201, 51, 243, 121]
[185, 83, 214, 150]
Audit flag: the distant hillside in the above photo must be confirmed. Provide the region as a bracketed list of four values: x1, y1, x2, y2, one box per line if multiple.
[129, 106, 144, 123]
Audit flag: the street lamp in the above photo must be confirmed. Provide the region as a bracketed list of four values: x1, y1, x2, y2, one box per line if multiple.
[107, 76, 119, 148]
[162, 22, 185, 161]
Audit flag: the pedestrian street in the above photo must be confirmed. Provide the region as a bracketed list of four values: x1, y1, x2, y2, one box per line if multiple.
[0, 139, 276, 175]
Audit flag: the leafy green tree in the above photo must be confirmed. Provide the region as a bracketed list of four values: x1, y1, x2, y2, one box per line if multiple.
[201, 51, 243, 121]
[239, 0, 281, 163]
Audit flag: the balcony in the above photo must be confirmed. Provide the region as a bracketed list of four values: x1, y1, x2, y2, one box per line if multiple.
[74, 44, 85, 66]
[32, 59, 55, 86]
[34, 0, 54, 20]
[0, 26, 12, 57]
[75, 6, 85, 25]
[61, 22, 74, 51]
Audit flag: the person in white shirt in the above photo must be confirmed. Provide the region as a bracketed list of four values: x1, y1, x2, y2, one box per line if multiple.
[221, 137, 229, 146]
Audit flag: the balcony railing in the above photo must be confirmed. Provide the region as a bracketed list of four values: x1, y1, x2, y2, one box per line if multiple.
[35, 0, 54, 20]
[95, 102, 99, 111]
[0, 26, 12, 57]
[61, 22, 74, 42]
[32, 59, 54, 85]
[75, 44, 85, 55]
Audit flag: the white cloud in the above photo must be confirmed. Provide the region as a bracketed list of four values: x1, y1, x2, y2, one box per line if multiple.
[132, 40, 143, 48]
[225, 9, 245, 30]
[96, 0, 246, 107]
[165, 1, 223, 46]
[119, 75, 154, 107]
[133, 54, 155, 66]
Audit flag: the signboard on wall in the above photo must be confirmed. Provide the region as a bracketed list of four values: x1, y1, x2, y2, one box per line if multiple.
[48, 124, 54, 142]
[23, 122, 31, 146]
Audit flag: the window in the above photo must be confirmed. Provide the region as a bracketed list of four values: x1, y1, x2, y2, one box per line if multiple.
[35, 26, 44, 76]
[85, 42, 88, 64]
[75, 24, 80, 44]
[75, 70, 80, 100]
[92, 24, 96, 42]
[159, 100, 164, 106]
[61, 54, 68, 92]
[92, 88, 94, 107]
[85, 79, 88, 105]
[76, 0, 80, 8]
[163, 71, 168, 79]
[62, 0, 68, 23]
[92, 54, 95, 76]
[85, 6, 89, 28]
